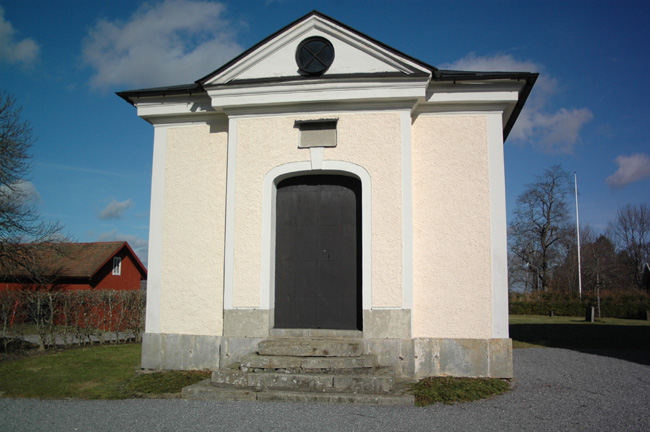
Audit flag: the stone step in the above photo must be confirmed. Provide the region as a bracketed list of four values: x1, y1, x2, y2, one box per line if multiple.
[257, 338, 364, 357]
[183, 380, 414, 406]
[212, 368, 395, 394]
[239, 353, 378, 374]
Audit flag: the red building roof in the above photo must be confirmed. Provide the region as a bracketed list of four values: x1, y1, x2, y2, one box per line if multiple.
[0, 242, 147, 281]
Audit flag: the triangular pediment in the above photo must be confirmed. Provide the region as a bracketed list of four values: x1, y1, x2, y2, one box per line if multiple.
[199, 11, 434, 86]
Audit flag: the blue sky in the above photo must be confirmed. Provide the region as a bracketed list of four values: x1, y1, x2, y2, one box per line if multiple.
[1, 0, 649, 267]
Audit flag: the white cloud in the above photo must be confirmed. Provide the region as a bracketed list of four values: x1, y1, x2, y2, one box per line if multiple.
[99, 199, 134, 220]
[522, 108, 594, 154]
[606, 153, 650, 188]
[98, 229, 149, 267]
[0, 180, 42, 205]
[0, 6, 40, 67]
[440, 53, 593, 153]
[15, 181, 42, 204]
[82, 0, 243, 89]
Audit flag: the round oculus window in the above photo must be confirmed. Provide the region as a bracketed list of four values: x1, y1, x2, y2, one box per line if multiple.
[296, 36, 335, 76]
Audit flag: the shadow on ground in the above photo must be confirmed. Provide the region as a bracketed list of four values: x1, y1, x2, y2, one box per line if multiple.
[510, 324, 650, 366]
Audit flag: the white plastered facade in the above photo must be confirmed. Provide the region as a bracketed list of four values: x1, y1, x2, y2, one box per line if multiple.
[128, 12, 532, 377]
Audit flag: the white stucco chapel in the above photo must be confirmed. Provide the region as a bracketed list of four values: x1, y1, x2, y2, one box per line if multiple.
[119, 11, 537, 379]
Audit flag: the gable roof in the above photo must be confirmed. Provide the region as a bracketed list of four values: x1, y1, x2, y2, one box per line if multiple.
[0, 242, 147, 281]
[117, 10, 537, 140]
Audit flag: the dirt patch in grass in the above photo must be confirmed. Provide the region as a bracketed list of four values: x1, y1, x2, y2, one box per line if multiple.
[409, 376, 510, 406]
[74, 381, 102, 391]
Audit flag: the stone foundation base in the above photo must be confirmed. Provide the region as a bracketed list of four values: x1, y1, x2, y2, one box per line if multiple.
[142, 332, 512, 379]
[141, 333, 222, 370]
[368, 337, 513, 379]
[143, 309, 511, 377]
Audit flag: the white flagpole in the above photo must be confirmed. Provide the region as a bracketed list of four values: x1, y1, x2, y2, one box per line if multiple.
[575, 172, 582, 300]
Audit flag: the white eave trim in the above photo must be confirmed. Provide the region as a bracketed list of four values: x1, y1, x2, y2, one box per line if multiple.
[207, 77, 430, 109]
[427, 91, 519, 104]
[132, 94, 216, 122]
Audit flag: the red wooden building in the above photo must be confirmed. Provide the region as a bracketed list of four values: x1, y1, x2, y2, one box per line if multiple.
[0, 242, 147, 291]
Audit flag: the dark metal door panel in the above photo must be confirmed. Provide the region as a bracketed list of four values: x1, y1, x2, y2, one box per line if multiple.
[274, 175, 361, 330]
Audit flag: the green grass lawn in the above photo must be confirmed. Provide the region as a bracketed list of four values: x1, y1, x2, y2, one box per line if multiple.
[0, 343, 209, 399]
[509, 315, 650, 349]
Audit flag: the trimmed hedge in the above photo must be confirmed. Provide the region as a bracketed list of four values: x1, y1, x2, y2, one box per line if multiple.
[509, 291, 650, 319]
[1, 289, 145, 350]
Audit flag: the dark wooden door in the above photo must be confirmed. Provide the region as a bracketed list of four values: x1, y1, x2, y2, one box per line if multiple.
[274, 175, 361, 330]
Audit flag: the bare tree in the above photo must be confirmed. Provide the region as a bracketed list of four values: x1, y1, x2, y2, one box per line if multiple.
[607, 203, 650, 288]
[580, 230, 626, 317]
[508, 250, 533, 293]
[509, 165, 573, 291]
[0, 91, 65, 279]
[582, 231, 625, 291]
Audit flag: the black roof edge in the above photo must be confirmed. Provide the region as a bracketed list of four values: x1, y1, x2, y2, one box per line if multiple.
[435, 70, 538, 82]
[196, 10, 438, 85]
[502, 72, 538, 140]
[116, 83, 204, 106]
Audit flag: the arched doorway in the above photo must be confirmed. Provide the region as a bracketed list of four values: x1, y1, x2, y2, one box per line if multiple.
[274, 174, 362, 330]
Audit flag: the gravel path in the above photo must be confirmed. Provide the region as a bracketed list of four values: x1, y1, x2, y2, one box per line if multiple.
[1, 348, 648, 431]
